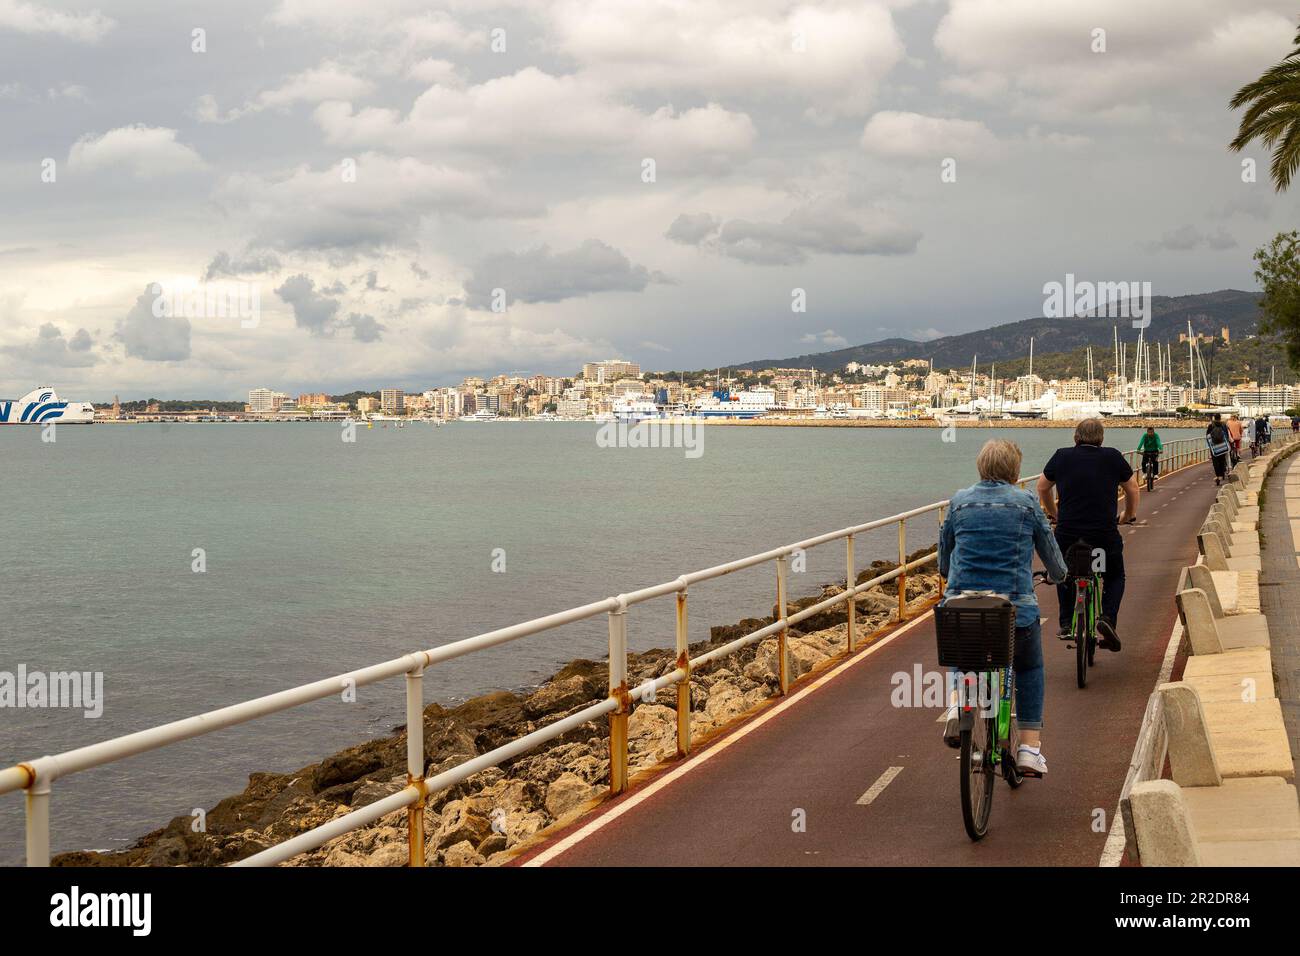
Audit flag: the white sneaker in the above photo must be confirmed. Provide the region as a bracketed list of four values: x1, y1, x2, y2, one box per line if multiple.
[942, 705, 960, 749]
[1016, 745, 1047, 777]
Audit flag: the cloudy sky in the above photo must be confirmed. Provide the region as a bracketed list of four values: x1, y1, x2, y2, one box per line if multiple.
[1, 0, 1298, 400]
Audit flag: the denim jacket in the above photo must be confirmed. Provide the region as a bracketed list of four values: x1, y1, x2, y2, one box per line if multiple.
[938, 479, 1068, 628]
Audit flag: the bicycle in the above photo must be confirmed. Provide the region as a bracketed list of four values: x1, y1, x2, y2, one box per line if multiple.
[935, 583, 1044, 841]
[1140, 450, 1159, 492]
[1062, 541, 1102, 688]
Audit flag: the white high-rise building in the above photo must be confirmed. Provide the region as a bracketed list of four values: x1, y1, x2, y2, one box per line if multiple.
[248, 388, 276, 414]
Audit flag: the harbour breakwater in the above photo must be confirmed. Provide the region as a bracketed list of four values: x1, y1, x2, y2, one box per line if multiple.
[710, 418, 1210, 429]
[51, 557, 942, 868]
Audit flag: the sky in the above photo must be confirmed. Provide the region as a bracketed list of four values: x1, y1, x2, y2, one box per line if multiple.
[1, 0, 1298, 400]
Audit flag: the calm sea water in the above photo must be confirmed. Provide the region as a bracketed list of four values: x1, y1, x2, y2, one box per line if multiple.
[0, 421, 1153, 861]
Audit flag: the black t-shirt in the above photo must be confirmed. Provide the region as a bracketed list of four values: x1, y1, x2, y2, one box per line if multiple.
[1043, 444, 1133, 534]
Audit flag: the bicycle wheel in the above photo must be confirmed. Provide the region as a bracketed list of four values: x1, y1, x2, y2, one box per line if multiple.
[1075, 611, 1088, 688]
[960, 715, 995, 840]
[1146, 466, 1154, 492]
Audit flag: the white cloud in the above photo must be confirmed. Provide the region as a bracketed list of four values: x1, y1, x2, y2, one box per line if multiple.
[549, 0, 905, 118]
[671, 200, 921, 265]
[195, 61, 375, 123]
[860, 111, 999, 159]
[0, 0, 113, 43]
[935, 0, 1298, 123]
[67, 125, 206, 178]
[800, 329, 848, 348]
[313, 68, 756, 164]
[218, 153, 538, 256]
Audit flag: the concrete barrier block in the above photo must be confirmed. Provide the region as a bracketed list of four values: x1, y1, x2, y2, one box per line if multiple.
[1186, 565, 1226, 616]
[1130, 781, 1201, 867]
[1200, 699, 1295, 781]
[1182, 777, 1300, 843]
[1158, 682, 1222, 788]
[1176, 588, 1223, 656]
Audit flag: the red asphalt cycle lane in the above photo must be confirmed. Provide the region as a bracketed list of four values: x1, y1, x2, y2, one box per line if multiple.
[514, 461, 1218, 867]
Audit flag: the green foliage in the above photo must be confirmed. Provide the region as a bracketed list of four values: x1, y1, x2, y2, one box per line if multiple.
[1230, 26, 1300, 191]
[1254, 231, 1300, 370]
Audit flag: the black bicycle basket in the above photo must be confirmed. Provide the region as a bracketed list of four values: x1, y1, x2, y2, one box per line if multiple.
[935, 595, 1015, 671]
[1064, 540, 1094, 578]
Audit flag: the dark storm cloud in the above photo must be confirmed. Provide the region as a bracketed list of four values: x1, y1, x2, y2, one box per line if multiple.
[203, 249, 282, 281]
[274, 274, 340, 336]
[463, 239, 657, 309]
[116, 285, 191, 361]
[1, 322, 98, 367]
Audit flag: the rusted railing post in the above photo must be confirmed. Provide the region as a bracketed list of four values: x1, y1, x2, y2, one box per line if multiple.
[776, 555, 790, 695]
[675, 589, 691, 757]
[897, 518, 908, 621]
[608, 603, 629, 794]
[845, 534, 856, 652]
[405, 666, 426, 867]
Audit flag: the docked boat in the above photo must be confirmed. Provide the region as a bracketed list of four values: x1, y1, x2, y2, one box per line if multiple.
[0, 386, 95, 424]
[613, 395, 661, 422]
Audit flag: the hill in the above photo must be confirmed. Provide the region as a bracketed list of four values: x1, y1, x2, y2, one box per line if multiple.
[734, 290, 1264, 374]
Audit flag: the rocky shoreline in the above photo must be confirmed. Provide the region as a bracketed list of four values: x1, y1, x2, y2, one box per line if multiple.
[53, 556, 941, 868]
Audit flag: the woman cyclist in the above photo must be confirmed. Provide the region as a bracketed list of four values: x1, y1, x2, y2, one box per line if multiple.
[938, 440, 1068, 777]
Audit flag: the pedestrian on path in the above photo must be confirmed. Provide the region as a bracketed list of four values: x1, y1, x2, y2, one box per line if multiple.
[1207, 413, 1231, 485]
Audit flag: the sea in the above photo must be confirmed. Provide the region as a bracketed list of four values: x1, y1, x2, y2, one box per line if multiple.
[0, 421, 1156, 862]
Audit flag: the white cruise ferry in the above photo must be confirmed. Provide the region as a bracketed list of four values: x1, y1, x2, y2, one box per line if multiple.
[687, 388, 775, 420]
[0, 386, 95, 425]
[613, 395, 661, 422]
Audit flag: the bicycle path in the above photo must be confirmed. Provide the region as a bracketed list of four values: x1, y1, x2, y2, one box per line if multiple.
[513, 460, 1217, 866]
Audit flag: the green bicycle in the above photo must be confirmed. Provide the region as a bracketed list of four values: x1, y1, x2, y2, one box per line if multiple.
[1063, 542, 1101, 688]
[935, 594, 1025, 841]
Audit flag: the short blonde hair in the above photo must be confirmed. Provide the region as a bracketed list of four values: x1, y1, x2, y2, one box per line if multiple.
[976, 439, 1022, 483]
[1075, 418, 1105, 446]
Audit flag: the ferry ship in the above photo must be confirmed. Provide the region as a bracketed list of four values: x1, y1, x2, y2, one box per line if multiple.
[0, 386, 96, 425]
[613, 395, 661, 422]
[686, 388, 775, 420]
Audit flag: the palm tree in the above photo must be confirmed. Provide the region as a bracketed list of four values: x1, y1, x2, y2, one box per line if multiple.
[1230, 25, 1300, 191]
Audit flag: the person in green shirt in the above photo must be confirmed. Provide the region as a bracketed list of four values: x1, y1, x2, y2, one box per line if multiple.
[1137, 426, 1163, 485]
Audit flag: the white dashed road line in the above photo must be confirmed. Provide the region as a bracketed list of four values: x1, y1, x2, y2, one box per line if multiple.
[856, 766, 904, 805]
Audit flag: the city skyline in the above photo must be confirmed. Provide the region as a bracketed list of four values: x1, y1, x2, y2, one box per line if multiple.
[3, 1, 1297, 400]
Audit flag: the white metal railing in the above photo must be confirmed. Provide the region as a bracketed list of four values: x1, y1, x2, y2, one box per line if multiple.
[0, 431, 1215, 867]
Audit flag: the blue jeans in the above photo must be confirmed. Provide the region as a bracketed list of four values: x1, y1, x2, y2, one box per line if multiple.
[945, 620, 1044, 731]
[1013, 620, 1044, 731]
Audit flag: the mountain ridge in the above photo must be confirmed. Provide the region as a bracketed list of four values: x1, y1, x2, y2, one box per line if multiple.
[735, 290, 1262, 373]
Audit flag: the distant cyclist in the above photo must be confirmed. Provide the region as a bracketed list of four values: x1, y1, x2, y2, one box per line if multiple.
[1292, 415, 1299, 434]
[1254, 414, 1271, 451]
[1226, 414, 1244, 465]
[938, 439, 1067, 777]
[1037, 419, 1138, 653]
[1207, 413, 1231, 485]
[1136, 426, 1162, 486]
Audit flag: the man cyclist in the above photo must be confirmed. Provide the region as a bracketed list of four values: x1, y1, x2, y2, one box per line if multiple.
[1136, 426, 1162, 486]
[1037, 418, 1139, 653]
[1256, 414, 1272, 448]
[1226, 414, 1244, 465]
